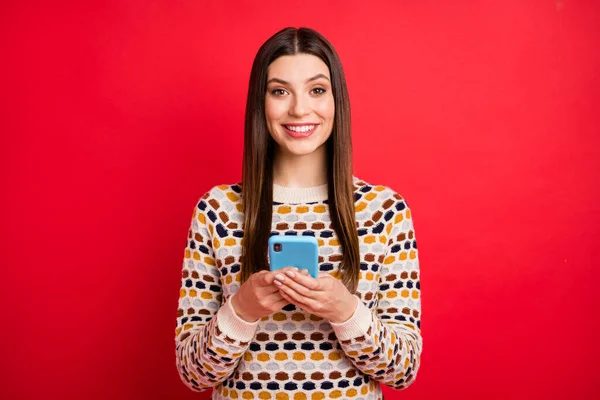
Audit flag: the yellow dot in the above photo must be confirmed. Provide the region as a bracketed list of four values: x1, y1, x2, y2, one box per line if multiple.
[365, 192, 376, 201]
[275, 352, 288, 361]
[273, 312, 286, 321]
[346, 388, 358, 397]
[386, 223, 392, 235]
[399, 252, 407, 261]
[384, 255, 395, 265]
[276, 394, 289, 400]
[386, 291, 397, 299]
[201, 292, 213, 299]
[192, 251, 201, 260]
[311, 394, 325, 400]
[236, 204, 243, 212]
[175, 326, 182, 336]
[213, 238, 220, 249]
[296, 206, 309, 213]
[278, 206, 291, 214]
[209, 224, 214, 235]
[189, 289, 197, 297]
[242, 391, 254, 399]
[361, 386, 369, 395]
[355, 202, 367, 212]
[231, 390, 239, 398]
[226, 192, 239, 202]
[328, 352, 341, 361]
[225, 238, 237, 246]
[329, 238, 339, 246]
[205, 256, 216, 266]
[244, 352, 253, 361]
[257, 353, 270, 362]
[225, 275, 232, 284]
[410, 250, 417, 260]
[401, 289, 410, 298]
[294, 393, 307, 400]
[313, 205, 326, 213]
[293, 352, 306, 361]
[330, 390, 342, 398]
[223, 388, 229, 397]
[394, 213, 403, 223]
[185, 249, 191, 259]
[374, 185, 385, 191]
[179, 288, 186, 298]
[183, 323, 193, 331]
[412, 290, 420, 299]
[406, 209, 411, 219]
[197, 213, 206, 224]
[366, 272, 374, 281]
[259, 392, 272, 399]
[379, 236, 387, 244]
[364, 235, 375, 244]
[318, 239, 324, 246]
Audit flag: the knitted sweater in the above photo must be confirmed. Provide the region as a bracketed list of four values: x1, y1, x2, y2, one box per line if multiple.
[175, 176, 422, 399]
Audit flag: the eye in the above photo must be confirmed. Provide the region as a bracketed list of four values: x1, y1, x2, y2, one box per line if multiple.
[270, 88, 287, 96]
[311, 87, 326, 95]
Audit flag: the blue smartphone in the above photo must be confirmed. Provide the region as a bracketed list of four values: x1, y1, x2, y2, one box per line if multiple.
[268, 235, 319, 278]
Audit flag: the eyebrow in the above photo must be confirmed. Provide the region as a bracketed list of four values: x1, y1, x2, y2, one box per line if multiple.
[267, 73, 330, 85]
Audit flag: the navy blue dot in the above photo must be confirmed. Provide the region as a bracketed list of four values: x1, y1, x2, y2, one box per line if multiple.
[233, 230, 244, 238]
[360, 263, 368, 271]
[198, 201, 207, 211]
[391, 244, 402, 253]
[321, 263, 334, 271]
[231, 185, 241, 193]
[380, 283, 390, 291]
[189, 240, 196, 249]
[283, 303, 296, 311]
[372, 223, 384, 234]
[320, 381, 334, 390]
[209, 285, 220, 292]
[394, 281, 403, 289]
[285, 231, 298, 236]
[195, 281, 205, 289]
[249, 382, 262, 390]
[319, 342, 333, 351]
[230, 264, 240, 273]
[395, 201, 406, 211]
[357, 228, 368, 236]
[283, 342, 297, 350]
[216, 224, 228, 238]
[265, 343, 279, 351]
[320, 230, 334, 238]
[384, 210, 394, 221]
[235, 381, 246, 390]
[185, 279, 193, 288]
[302, 231, 316, 236]
[301, 342, 315, 351]
[207, 210, 217, 222]
[249, 343, 260, 351]
[284, 382, 297, 391]
[302, 382, 316, 391]
[267, 382, 279, 390]
[360, 185, 372, 193]
[353, 377, 363, 386]
[338, 379, 350, 388]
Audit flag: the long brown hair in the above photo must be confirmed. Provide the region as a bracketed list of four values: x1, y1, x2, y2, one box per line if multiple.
[241, 27, 360, 293]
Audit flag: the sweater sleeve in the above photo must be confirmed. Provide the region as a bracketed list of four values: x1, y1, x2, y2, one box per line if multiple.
[175, 195, 259, 392]
[330, 198, 422, 390]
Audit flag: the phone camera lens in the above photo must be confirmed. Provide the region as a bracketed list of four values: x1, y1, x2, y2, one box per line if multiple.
[274, 243, 282, 252]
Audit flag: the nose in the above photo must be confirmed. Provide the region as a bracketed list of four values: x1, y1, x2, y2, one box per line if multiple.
[289, 93, 310, 117]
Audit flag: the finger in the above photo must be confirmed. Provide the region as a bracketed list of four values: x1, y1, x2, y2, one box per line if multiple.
[278, 268, 321, 291]
[278, 286, 322, 313]
[258, 267, 297, 286]
[274, 272, 318, 299]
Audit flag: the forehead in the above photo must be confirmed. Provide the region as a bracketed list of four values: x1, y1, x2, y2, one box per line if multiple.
[267, 54, 330, 81]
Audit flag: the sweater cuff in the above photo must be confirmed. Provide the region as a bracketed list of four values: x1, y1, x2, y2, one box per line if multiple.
[330, 297, 373, 341]
[216, 294, 259, 342]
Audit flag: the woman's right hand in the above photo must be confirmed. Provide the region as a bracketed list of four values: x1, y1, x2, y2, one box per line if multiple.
[230, 267, 300, 322]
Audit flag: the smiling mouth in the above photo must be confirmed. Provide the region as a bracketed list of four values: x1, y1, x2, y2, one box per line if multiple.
[283, 124, 317, 133]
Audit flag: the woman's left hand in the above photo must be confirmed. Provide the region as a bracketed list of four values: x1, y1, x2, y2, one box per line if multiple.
[273, 268, 358, 323]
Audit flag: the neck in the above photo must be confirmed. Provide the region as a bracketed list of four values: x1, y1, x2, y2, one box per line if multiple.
[272, 144, 328, 188]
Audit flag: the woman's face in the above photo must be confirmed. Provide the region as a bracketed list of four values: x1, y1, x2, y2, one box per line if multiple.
[265, 53, 335, 157]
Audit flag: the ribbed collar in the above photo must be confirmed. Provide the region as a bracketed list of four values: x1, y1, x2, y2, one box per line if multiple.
[273, 182, 329, 204]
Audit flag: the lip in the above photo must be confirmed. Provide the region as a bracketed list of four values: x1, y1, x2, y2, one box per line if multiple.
[282, 123, 319, 138]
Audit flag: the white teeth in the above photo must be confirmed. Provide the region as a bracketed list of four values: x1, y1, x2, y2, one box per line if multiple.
[286, 125, 315, 132]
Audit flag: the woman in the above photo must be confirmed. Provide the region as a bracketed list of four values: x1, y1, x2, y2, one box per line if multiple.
[175, 27, 422, 399]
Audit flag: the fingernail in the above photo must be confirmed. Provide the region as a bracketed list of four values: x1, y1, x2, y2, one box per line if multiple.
[290, 267, 298, 271]
[275, 273, 285, 281]
[274, 280, 282, 286]
[285, 270, 295, 278]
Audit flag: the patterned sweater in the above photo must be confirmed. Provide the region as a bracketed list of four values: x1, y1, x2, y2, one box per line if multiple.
[175, 176, 422, 399]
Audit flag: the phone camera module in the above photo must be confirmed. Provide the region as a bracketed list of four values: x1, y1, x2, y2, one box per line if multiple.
[274, 243, 282, 252]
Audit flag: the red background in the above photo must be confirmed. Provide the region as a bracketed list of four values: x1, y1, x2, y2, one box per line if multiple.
[1, 1, 599, 399]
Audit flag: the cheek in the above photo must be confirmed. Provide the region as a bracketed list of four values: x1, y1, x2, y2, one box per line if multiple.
[265, 99, 287, 124]
[315, 98, 335, 122]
